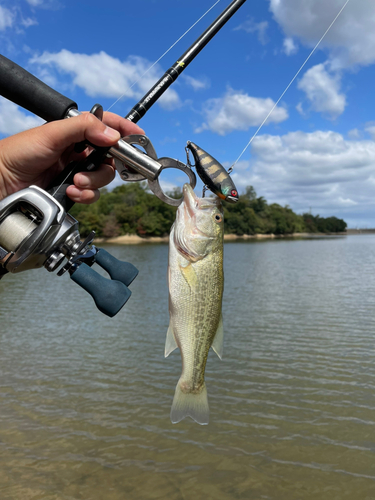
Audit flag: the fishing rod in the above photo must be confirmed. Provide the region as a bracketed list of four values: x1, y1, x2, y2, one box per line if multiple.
[0, 0, 246, 316]
[125, 0, 247, 123]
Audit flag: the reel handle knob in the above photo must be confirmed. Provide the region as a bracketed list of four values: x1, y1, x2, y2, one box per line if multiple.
[95, 248, 138, 286]
[70, 263, 131, 317]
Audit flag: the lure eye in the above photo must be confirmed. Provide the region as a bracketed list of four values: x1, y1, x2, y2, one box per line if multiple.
[231, 190, 238, 197]
[214, 214, 223, 223]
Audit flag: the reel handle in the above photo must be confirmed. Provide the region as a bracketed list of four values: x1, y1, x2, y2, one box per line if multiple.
[0, 55, 77, 122]
[95, 249, 138, 286]
[70, 263, 132, 318]
[69, 248, 138, 317]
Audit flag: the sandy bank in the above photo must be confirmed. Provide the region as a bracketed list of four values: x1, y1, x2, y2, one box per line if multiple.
[96, 234, 169, 245]
[95, 232, 345, 245]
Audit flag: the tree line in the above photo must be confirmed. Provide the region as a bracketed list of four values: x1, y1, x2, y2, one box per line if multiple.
[70, 183, 347, 238]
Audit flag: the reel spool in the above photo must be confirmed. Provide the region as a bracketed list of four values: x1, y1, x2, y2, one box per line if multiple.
[0, 211, 38, 254]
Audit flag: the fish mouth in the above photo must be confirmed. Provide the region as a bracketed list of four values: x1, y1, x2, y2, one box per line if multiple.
[181, 184, 214, 240]
[174, 184, 218, 261]
[182, 184, 217, 222]
[183, 184, 220, 212]
[183, 183, 198, 218]
[175, 184, 197, 233]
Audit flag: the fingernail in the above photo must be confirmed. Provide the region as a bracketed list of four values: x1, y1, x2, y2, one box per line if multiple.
[103, 126, 120, 141]
[67, 186, 82, 200]
[76, 175, 89, 188]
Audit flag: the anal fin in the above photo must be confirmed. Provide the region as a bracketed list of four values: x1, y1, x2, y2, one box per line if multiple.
[165, 322, 178, 357]
[211, 313, 224, 360]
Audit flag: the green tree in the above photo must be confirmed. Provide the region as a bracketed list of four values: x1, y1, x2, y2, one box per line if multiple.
[70, 183, 347, 238]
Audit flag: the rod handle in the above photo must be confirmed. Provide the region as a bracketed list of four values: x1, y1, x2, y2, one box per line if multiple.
[0, 54, 77, 122]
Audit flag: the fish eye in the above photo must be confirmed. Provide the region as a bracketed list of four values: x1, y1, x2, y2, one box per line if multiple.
[214, 213, 223, 223]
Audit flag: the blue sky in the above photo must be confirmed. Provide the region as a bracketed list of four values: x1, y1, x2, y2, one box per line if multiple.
[1, 0, 375, 227]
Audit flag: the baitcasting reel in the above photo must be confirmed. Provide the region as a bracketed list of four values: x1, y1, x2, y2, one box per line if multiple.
[0, 185, 138, 317]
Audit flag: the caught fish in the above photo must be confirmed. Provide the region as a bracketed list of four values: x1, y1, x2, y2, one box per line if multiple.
[165, 183, 224, 425]
[186, 141, 239, 203]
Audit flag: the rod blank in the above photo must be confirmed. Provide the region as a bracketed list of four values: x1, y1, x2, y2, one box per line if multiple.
[125, 0, 248, 123]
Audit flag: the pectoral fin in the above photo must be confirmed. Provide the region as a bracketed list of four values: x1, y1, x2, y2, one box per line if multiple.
[211, 313, 224, 360]
[179, 262, 198, 288]
[165, 322, 178, 357]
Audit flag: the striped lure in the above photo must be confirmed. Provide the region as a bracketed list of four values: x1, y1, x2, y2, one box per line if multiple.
[186, 142, 239, 203]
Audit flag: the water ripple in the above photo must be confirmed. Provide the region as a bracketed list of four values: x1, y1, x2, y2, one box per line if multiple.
[1, 237, 375, 499]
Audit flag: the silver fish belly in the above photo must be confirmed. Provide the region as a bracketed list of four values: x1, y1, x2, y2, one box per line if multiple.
[165, 183, 224, 425]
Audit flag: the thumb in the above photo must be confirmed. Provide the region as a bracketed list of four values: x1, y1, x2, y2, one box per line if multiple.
[39, 113, 121, 154]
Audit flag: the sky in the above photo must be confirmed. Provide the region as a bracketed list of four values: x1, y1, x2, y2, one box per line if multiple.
[1, 0, 375, 228]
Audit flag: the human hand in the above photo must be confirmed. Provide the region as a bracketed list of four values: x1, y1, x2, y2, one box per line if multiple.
[0, 112, 144, 203]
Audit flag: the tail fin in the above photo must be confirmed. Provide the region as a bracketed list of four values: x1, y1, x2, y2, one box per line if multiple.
[170, 381, 209, 425]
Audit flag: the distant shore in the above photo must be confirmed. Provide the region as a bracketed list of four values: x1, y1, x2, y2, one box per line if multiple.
[95, 232, 349, 245]
[346, 228, 375, 235]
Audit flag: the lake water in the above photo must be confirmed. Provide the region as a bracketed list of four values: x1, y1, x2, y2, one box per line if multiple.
[0, 235, 375, 500]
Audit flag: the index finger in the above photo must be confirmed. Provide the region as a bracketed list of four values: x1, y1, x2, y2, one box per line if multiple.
[102, 111, 145, 137]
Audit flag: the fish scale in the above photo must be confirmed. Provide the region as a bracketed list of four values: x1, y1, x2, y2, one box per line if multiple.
[173, 254, 222, 390]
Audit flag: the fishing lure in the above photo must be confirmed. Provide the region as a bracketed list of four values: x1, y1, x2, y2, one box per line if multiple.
[186, 142, 239, 203]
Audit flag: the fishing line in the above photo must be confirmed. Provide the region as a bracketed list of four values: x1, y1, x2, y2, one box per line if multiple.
[106, 0, 222, 113]
[228, 0, 350, 174]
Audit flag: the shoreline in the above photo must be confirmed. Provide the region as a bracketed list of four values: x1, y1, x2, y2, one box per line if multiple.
[95, 232, 348, 245]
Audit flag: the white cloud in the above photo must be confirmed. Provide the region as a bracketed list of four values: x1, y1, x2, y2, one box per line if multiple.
[0, 4, 37, 34]
[365, 125, 375, 141]
[30, 50, 181, 110]
[26, 0, 44, 5]
[25, 0, 60, 8]
[0, 98, 44, 136]
[160, 136, 178, 145]
[234, 18, 269, 45]
[0, 5, 14, 30]
[196, 88, 288, 136]
[348, 128, 360, 140]
[337, 197, 357, 206]
[231, 130, 375, 227]
[182, 75, 210, 91]
[222, 160, 250, 172]
[297, 63, 346, 119]
[269, 0, 375, 69]
[21, 17, 38, 28]
[296, 102, 305, 116]
[283, 37, 298, 56]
